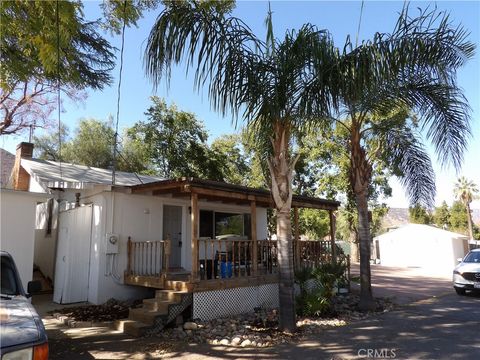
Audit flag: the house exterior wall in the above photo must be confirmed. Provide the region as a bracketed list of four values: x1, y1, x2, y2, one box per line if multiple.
[0, 190, 48, 288]
[85, 192, 269, 304]
[376, 224, 468, 270]
[38, 186, 270, 304]
[34, 201, 58, 280]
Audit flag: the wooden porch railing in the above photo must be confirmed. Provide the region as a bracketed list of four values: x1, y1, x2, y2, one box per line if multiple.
[197, 238, 278, 280]
[127, 236, 170, 277]
[294, 240, 334, 268]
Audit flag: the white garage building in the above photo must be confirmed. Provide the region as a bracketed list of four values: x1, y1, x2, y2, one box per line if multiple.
[375, 224, 469, 270]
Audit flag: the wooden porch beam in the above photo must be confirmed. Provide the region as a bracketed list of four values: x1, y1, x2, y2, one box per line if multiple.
[190, 186, 258, 202]
[191, 192, 199, 281]
[250, 200, 257, 275]
[329, 210, 336, 263]
[131, 182, 182, 194]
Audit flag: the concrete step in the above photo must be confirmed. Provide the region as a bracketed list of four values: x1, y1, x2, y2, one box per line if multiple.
[155, 290, 189, 302]
[123, 320, 150, 337]
[142, 298, 174, 312]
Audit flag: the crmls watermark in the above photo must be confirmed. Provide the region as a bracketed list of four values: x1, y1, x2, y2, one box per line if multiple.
[357, 348, 397, 359]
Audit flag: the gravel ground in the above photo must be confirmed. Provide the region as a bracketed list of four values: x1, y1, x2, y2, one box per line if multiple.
[48, 294, 396, 349]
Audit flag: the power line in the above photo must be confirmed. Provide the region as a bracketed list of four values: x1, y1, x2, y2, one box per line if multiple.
[56, 0, 63, 181]
[355, 1, 365, 48]
[112, 1, 127, 185]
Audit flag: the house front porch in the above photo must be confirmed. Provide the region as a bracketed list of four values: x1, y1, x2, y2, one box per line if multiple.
[120, 178, 344, 333]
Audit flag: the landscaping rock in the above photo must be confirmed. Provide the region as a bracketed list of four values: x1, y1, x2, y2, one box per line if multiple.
[241, 339, 252, 347]
[183, 322, 198, 330]
[231, 337, 242, 346]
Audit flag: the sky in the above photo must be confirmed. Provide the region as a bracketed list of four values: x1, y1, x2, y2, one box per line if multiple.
[2, 0, 479, 209]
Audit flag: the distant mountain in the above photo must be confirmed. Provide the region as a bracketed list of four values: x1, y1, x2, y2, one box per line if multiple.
[381, 208, 409, 229]
[381, 207, 480, 230]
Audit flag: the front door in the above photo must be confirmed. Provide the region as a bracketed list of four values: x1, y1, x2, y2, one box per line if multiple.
[163, 205, 182, 268]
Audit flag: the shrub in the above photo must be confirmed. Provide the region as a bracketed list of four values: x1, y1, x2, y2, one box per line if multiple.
[295, 261, 347, 317]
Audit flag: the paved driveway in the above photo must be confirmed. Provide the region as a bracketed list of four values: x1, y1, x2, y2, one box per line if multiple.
[45, 264, 471, 359]
[350, 263, 453, 305]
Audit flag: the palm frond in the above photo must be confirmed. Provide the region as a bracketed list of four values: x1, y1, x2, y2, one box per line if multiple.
[145, 1, 264, 120]
[379, 124, 436, 207]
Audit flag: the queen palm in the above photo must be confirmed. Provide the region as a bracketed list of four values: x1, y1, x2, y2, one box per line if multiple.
[327, 6, 474, 309]
[454, 177, 479, 240]
[145, 1, 337, 331]
[144, 2, 474, 328]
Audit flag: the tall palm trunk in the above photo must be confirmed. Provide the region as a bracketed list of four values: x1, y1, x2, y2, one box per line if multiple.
[466, 202, 474, 240]
[350, 126, 376, 311]
[268, 122, 296, 332]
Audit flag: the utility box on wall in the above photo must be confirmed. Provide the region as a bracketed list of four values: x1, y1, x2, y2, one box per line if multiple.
[106, 233, 119, 254]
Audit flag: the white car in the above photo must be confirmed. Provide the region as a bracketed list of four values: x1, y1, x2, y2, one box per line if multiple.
[453, 248, 480, 295]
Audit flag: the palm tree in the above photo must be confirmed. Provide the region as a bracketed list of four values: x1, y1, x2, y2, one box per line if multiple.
[144, 2, 474, 326]
[317, 3, 474, 309]
[454, 177, 479, 240]
[145, 1, 337, 332]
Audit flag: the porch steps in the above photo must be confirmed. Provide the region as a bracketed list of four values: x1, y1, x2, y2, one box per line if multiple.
[121, 288, 192, 337]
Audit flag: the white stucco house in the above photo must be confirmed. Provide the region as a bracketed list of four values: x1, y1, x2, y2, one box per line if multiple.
[375, 224, 469, 270]
[5, 142, 341, 335]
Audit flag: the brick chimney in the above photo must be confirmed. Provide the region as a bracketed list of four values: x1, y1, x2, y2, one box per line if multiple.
[11, 142, 34, 191]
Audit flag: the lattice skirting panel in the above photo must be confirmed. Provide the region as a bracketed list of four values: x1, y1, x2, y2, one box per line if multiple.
[193, 284, 279, 321]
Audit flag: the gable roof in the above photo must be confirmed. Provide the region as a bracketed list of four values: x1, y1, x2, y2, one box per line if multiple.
[21, 158, 162, 190]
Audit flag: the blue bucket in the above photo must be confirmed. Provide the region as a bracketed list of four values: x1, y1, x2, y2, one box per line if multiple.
[220, 261, 233, 278]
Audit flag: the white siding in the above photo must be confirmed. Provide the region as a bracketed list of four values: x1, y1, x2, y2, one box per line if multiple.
[1, 190, 49, 288]
[376, 224, 468, 270]
[52, 190, 270, 304]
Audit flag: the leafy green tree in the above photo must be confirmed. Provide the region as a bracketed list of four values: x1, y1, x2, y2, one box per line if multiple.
[409, 204, 432, 224]
[210, 134, 249, 185]
[454, 177, 479, 240]
[450, 200, 469, 233]
[433, 201, 450, 229]
[297, 209, 330, 240]
[100, 0, 160, 34]
[0, 0, 156, 135]
[129, 96, 224, 180]
[0, 1, 113, 135]
[33, 116, 160, 174]
[61, 118, 116, 168]
[33, 124, 70, 161]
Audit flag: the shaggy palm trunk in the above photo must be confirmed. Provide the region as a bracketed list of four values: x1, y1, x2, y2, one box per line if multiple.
[350, 127, 376, 311]
[466, 203, 474, 240]
[268, 122, 296, 332]
[355, 189, 375, 310]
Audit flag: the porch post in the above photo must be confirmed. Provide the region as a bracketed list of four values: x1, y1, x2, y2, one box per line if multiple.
[329, 210, 336, 263]
[191, 192, 199, 280]
[294, 207, 300, 269]
[250, 200, 257, 275]
[127, 236, 132, 275]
